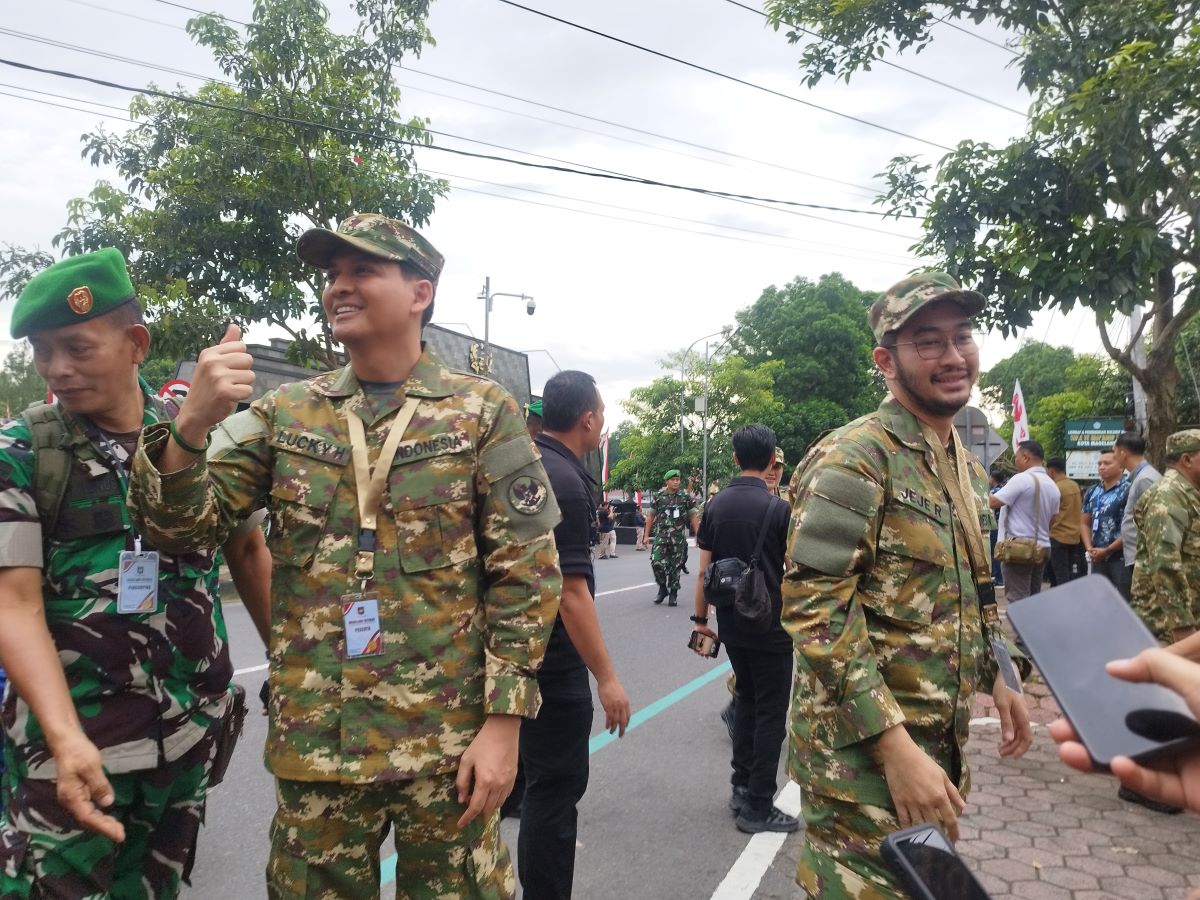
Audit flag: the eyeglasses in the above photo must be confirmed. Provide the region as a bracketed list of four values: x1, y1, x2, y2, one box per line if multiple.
[889, 332, 982, 361]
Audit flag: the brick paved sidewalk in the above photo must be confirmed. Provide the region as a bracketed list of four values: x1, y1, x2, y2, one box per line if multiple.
[961, 681, 1200, 900]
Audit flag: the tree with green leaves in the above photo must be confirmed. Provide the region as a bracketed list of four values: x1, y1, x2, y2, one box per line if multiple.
[0, 344, 47, 417]
[730, 273, 881, 461]
[608, 352, 783, 493]
[766, 0, 1200, 462]
[977, 341, 1077, 412]
[0, 0, 444, 367]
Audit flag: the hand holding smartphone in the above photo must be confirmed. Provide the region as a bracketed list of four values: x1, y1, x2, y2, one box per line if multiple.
[687, 630, 720, 658]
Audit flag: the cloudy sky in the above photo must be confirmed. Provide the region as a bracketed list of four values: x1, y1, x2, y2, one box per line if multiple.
[0, 0, 1120, 421]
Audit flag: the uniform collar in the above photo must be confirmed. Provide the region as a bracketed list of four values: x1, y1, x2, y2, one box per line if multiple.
[877, 395, 931, 451]
[316, 348, 457, 400]
[535, 433, 597, 487]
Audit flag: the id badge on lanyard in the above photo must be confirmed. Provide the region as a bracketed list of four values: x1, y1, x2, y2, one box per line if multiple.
[342, 592, 383, 658]
[118, 548, 160, 614]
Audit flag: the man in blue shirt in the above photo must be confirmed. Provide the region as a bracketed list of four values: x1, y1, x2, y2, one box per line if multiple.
[1082, 449, 1130, 588]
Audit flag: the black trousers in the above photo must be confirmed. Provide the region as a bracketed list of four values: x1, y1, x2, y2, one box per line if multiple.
[517, 695, 593, 900]
[725, 644, 793, 816]
[1048, 539, 1086, 586]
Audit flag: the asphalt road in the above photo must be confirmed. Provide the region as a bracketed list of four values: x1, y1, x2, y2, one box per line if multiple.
[184, 543, 800, 899]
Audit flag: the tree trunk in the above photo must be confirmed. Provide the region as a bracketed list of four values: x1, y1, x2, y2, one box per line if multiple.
[1138, 355, 1180, 470]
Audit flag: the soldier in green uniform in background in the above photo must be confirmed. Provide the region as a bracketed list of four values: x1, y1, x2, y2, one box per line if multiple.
[0, 249, 249, 898]
[129, 214, 562, 900]
[1131, 429, 1200, 646]
[782, 272, 1032, 898]
[643, 469, 699, 606]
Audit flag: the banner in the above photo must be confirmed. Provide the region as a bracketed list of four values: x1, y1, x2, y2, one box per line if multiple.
[1011, 379, 1030, 453]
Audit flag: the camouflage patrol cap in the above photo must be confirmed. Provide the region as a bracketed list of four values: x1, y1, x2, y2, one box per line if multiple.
[297, 214, 444, 283]
[869, 271, 987, 342]
[1166, 429, 1200, 456]
[774, 447, 786, 466]
[11, 248, 137, 339]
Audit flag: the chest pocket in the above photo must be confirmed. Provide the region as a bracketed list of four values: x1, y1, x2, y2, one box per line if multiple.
[269, 454, 340, 569]
[389, 431, 476, 573]
[858, 496, 953, 628]
[54, 462, 126, 542]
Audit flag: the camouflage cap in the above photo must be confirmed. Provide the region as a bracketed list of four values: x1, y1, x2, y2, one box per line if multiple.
[297, 214, 444, 283]
[11, 248, 137, 339]
[1166, 429, 1200, 456]
[774, 446, 786, 466]
[869, 271, 986, 342]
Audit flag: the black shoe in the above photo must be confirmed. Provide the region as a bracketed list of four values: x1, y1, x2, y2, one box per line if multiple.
[667, 592, 678, 607]
[682, 563, 690, 574]
[1118, 785, 1183, 814]
[729, 785, 748, 814]
[654, 586, 667, 604]
[735, 806, 800, 834]
[720, 701, 736, 741]
[611, 553, 619, 558]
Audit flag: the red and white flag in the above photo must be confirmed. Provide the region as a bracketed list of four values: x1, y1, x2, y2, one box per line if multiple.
[1011, 379, 1030, 453]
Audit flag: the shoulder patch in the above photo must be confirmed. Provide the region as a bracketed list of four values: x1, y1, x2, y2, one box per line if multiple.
[507, 474, 549, 515]
[481, 435, 538, 484]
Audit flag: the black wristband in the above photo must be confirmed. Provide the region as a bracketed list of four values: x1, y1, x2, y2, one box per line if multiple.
[689, 615, 708, 625]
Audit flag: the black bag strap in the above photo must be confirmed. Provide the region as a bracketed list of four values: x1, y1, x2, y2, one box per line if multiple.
[747, 491, 777, 566]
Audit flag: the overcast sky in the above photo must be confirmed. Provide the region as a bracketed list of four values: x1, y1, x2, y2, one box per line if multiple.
[0, 0, 1122, 421]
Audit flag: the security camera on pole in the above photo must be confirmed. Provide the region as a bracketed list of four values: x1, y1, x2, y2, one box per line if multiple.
[475, 276, 534, 376]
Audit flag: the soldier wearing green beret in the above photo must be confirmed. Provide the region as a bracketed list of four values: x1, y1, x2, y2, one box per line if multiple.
[643, 468, 699, 606]
[0, 248, 256, 898]
[525, 398, 543, 441]
[127, 213, 563, 899]
[782, 272, 1032, 898]
[1131, 429, 1200, 647]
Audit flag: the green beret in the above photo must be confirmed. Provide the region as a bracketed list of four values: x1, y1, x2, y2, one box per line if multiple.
[525, 399, 543, 418]
[297, 213, 444, 283]
[11, 248, 136, 339]
[1167, 429, 1200, 456]
[664, 469, 681, 480]
[869, 271, 986, 342]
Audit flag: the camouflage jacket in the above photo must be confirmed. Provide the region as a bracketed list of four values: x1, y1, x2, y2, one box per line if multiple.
[129, 350, 563, 785]
[1131, 468, 1200, 642]
[649, 489, 696, 543]
[782, 397, 1000, 807]
[0, 384, 231, 780]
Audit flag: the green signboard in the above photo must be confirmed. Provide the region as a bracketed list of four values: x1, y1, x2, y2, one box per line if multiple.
[1064, 418, 1126, 450]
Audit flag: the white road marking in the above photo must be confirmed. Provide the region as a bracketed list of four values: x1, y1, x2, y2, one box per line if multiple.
[233, 663, 268, 677]
[709, 781, 803, 900]
[596, 581, 658, 597]
[970, 716, 1044, 729]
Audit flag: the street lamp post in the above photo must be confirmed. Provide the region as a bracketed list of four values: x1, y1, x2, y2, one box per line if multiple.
[477, 276, 535, 375]
[681, 331, 724, 453]
[700, 328, 739, 493]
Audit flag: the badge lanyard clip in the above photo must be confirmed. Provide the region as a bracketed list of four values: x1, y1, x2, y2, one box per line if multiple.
[345, 398, 420, 591]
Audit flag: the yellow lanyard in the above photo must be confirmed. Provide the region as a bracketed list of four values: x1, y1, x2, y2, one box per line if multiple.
[345, 398, 420, 588]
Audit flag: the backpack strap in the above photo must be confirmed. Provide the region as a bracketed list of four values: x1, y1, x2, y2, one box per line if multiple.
[20, 402, 73, 538]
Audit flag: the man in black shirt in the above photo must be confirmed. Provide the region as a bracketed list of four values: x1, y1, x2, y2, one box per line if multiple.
[522, 370, 631, 899]
[691, 424, 798, 834]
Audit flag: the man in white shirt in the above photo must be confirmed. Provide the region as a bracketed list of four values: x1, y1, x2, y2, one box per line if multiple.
[989, 440, 1062, 602]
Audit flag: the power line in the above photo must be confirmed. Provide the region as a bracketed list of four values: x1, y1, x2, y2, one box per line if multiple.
[65, 0, 884, 196]
[0, 84, 920, 260]
[0, 56, 922, 221]
[490, 0, 953, 151]
[933, 16, 1021, 56]
[722, 0, 1026, 116]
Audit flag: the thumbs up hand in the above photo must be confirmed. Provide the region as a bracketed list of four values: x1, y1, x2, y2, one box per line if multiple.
[173, 322, 256, 448]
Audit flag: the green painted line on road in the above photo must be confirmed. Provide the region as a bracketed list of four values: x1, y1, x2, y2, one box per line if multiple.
[379, 660, 732, 886]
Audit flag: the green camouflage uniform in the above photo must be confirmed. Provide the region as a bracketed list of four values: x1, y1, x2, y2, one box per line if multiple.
[1131, 465, 1200, 643]
[0, 382, 232, 899]
[128, 351, 562, 900]
[783, 397, 1004, 899]
[648, 488, 696, 596]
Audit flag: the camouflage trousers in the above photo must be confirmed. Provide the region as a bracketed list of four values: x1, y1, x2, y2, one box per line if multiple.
[0, 728, 216, 900]
[268, 771, 514, 900]
[797, 791, 906, 900]
[650, 533, 688, 595]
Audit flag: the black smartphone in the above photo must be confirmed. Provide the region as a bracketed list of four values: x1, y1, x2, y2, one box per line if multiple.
[1007, 574, 1200, 768]
[687, 630, 720, 658]
[881, 823, 991, 900]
